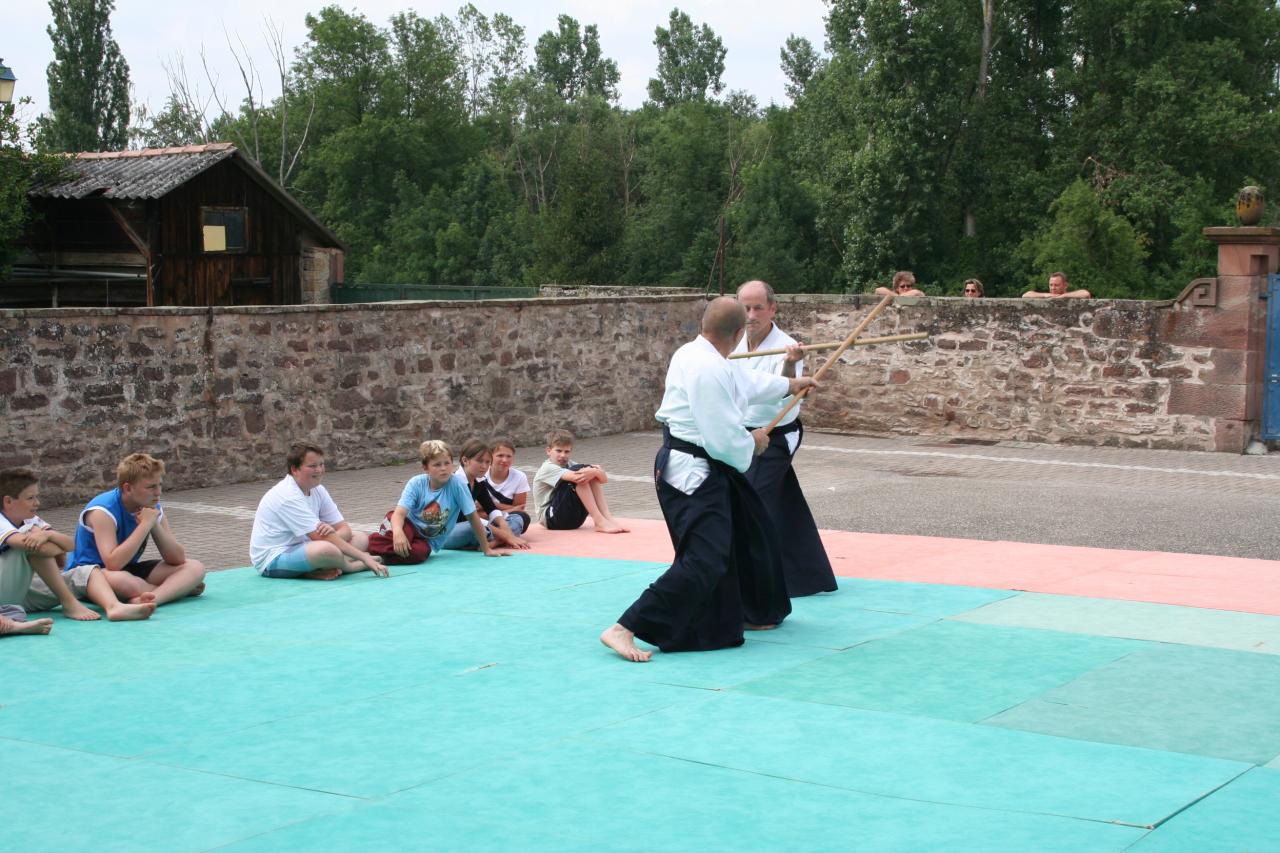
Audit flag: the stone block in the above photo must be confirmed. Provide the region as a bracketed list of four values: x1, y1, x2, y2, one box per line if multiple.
[1166, 382, 1248, 419]
[1158, 306, 1250, 349]
[1214, 419, 1248, 453]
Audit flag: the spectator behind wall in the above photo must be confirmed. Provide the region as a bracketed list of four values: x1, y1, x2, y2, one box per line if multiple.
[876, 271, 925, 298]
[1023, 271, 1091, 299]
[962, 278, 984, 298]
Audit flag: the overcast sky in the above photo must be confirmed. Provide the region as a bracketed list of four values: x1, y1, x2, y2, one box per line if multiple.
[7, 1, 831, 132]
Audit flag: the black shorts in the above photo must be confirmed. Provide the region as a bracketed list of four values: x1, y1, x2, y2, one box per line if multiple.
[124, 558, 162, 580]
[544, 480, 588, 530]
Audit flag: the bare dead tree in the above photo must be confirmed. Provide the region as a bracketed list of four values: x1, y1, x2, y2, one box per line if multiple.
[264, 17, 314, 185]
[178, 18, 315, 186]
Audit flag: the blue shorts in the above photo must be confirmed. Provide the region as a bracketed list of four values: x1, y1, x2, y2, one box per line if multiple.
[259, 544, 315, 578]
[442, 513, 525, 550]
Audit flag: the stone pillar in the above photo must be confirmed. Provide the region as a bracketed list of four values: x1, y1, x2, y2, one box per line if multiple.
[1170, 226, 1279, 451]
[301, 247, 338, 305]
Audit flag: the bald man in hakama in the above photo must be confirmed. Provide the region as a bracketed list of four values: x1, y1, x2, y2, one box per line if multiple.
[601, 298, 816, 662]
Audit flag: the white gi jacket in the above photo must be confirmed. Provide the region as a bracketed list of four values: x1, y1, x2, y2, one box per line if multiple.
[731, 323, 806, 454]
[656, 335, 790, 493]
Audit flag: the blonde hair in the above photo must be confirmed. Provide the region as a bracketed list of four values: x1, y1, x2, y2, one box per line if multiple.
[419, 440, 452, 465]
[117, 453, 165, 486]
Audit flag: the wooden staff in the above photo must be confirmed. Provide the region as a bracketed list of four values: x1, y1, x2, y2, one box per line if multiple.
[729, 331, 928, 360]
[763, 293, 897, 433]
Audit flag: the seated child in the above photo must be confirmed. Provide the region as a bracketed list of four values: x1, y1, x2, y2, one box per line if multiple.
[1, 469, 155, 634]
[531, 429, 628, 534]
[251, 442, 387, 579]
[442, 438, 529, 552]
[375, 440, 508, 561]
[68, 453, 207, 605]
[482, 436, 531, 532]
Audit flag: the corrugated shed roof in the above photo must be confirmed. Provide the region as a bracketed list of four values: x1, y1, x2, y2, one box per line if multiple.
[27, 143, 344, 250]
[29, 143, 238, 200]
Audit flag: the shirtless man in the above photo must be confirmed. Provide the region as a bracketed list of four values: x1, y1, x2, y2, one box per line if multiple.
[1023, 271, 1091, 299]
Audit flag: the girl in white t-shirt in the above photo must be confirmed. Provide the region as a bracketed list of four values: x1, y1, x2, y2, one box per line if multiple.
[482, 437, 531, 531]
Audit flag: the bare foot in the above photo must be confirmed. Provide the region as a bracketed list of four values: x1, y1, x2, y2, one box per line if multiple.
[302, 567, 342, 580]
[128, 591, 158, 604]
[745, 623, 778, 631]
[607, 518, 631, 533]
[600, 623, 652, 662]
[0, 615, 54, 636]
[106, 602, 156, 622]
[188, 582, 206, 597]
[594, 523, 627, 535]
[63, 601, 103, 622]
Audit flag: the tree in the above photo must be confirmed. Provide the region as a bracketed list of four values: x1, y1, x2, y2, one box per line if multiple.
[1018, 180, 1148, 298]
[780, 36, 822, 102]
[40, 0, 130, 152]
[646, 8, 727, 107]
[441, 4, 527, 120]
[533, 15, 620, 102]
[0, 100, 70, 278]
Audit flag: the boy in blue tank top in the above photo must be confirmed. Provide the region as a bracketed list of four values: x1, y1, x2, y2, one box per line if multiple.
[68, 453, 207, 606]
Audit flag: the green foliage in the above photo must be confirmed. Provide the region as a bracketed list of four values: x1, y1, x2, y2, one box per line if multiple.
[123, 1, 1280, 300]
[1018, 180, 1149, 298]
[646, 8, 727, 107]
[40, 0, 130, 152]
[534, 15, 620, 102]
[0, 100, 71, 278]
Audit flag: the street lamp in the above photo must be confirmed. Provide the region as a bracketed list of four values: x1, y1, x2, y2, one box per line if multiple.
[0, 60, 16, 104]
[0, 60, 15, 104]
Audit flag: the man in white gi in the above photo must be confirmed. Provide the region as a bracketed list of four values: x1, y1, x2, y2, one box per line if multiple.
[733, 279, 838, 597]
[600, 297, 817, 662]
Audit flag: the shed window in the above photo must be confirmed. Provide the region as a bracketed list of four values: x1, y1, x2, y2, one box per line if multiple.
[202, 207, 247, 253]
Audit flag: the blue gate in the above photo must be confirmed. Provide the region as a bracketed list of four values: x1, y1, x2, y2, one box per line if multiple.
[1264, 274, 1280, 440]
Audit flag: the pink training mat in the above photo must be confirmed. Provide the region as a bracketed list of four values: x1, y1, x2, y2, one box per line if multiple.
[528, 520, 1280, 617]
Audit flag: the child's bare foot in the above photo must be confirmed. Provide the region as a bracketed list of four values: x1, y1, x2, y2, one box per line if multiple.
[600, 623, 651, 662]
[106, 602, 155, 621]
[128, 591, 158, 604]
[0, 615, 54, 636]
[745, 623, 778, 631]
[63, 601, 103, 621]
[188, 582, 206, 597]
[606, 517, 630, 533]
[302, 567, 342, 580]
[594, 521, 627, 534]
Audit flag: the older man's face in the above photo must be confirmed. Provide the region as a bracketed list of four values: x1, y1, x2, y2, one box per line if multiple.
[1049, 275, 1068, 296]
[738, 283, 776, 338]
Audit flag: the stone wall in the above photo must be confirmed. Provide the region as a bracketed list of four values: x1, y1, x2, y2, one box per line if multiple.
[0, 295, 704, 504]
[0, 269, 1267, 505]
[780, 295, 1242, 451]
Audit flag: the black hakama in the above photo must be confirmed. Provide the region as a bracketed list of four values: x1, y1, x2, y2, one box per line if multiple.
[744, 419, 838, 597]
[618, 430, 792, 652]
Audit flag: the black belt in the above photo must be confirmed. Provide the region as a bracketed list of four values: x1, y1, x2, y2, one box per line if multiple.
[662, 425, 712, 461]
[745, 417, 802, 436]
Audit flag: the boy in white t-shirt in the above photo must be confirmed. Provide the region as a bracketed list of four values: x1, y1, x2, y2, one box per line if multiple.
[1, 469, 155, 635]
[250, 442, 386, 580]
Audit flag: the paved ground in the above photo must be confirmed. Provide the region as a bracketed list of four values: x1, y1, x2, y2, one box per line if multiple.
[36, 431, 1280, 569]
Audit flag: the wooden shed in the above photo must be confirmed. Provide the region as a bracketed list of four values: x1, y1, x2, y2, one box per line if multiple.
[4, 143, 345, 307]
